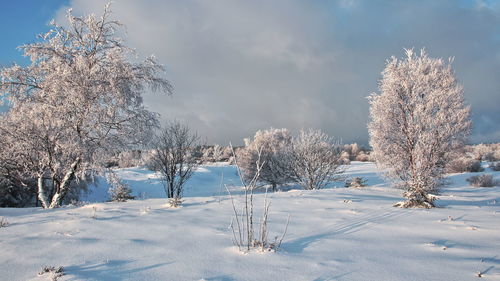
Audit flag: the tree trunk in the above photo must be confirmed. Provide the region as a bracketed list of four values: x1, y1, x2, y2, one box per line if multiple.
[48, 158, 81, 209]
[394, 188, 436, 208]
[168, 180, 174, 198]
[37, 175, 49, 209]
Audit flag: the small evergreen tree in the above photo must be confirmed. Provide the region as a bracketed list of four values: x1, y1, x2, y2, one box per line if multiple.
[107, 172, 135, 202]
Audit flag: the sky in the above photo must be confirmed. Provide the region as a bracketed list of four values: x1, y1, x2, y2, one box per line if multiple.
[1, 0, 499, 146]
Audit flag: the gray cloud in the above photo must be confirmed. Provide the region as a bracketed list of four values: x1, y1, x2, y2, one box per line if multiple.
[59, 0, 500, 145]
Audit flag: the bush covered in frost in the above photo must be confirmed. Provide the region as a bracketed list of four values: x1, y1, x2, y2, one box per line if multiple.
[345, 177, 368, 188]
[489, 162, 500, 172]
[446, 157, 484, 173]
[107, 173, 135, 202]
[466, 174, 499, 187]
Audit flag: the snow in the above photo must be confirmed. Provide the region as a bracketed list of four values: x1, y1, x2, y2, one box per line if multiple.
[1, 162, 499, 281]
[81, 163, 243, 202]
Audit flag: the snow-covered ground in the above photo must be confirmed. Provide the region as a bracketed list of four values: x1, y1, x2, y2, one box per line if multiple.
[81, 162, 244, 202]
[1, 162, 499, 281]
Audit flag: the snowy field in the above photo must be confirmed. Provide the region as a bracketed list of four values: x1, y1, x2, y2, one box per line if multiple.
[1, 162, 499, 281]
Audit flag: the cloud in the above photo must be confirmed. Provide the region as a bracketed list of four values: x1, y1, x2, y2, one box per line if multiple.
[58, 0, 500, 145]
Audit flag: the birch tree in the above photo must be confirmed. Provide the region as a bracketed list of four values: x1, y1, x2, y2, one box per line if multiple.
[0, 4, 172, 208]
[368, 49, 471, 208]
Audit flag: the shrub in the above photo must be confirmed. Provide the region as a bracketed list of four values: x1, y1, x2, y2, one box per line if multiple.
[355, 152, 370, 162]
[38, 266, 64, 281]
[489, 162, 500, 171]
[230, 145, 290, 252]
[116, 150, 145, 168]
[289, 129, 345, 190]
[111, 149, 161, 168]
[238, 128, 293, 191]
[468, 161, 485, 172]
[107, 172, 135, 202]
[340, 151, 351, 164]
[201, 146, 214, 163]
[472, 143, 499, 161]
[198, 144, 229, 163]
[345, 177, 368, 188]
[466, 174, 499, 187]
[0, 176, 35, 207]
[446, 157, 484, 173]
[341, 143, 372, 161]
[0, 217, 9, 228]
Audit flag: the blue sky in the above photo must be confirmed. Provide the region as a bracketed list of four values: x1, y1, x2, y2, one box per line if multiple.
[1, 0, 499, 145]
[0, 0, 69, 66]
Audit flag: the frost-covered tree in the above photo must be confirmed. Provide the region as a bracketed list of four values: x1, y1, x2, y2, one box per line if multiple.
[238, 128, 293, 191]
[117, 150, 144, 168]
[107, 172, 135, 202]
[289, 129, 345, 190]
[202, 146, 214, 163]
[150, 121, 200, 206]
[221, 146, 234, 162]
[368, 49, 471, 208]
[0, 4, 171, 208]
[472, 143, 499, 162]
[212, 144, 223, 162]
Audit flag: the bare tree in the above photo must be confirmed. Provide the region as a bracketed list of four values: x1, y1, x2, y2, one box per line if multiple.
[368, 49, 471, 208]
[289, 129, 345, 190]
[238, 128, 292, 191]
[150, 121, 200, 206]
